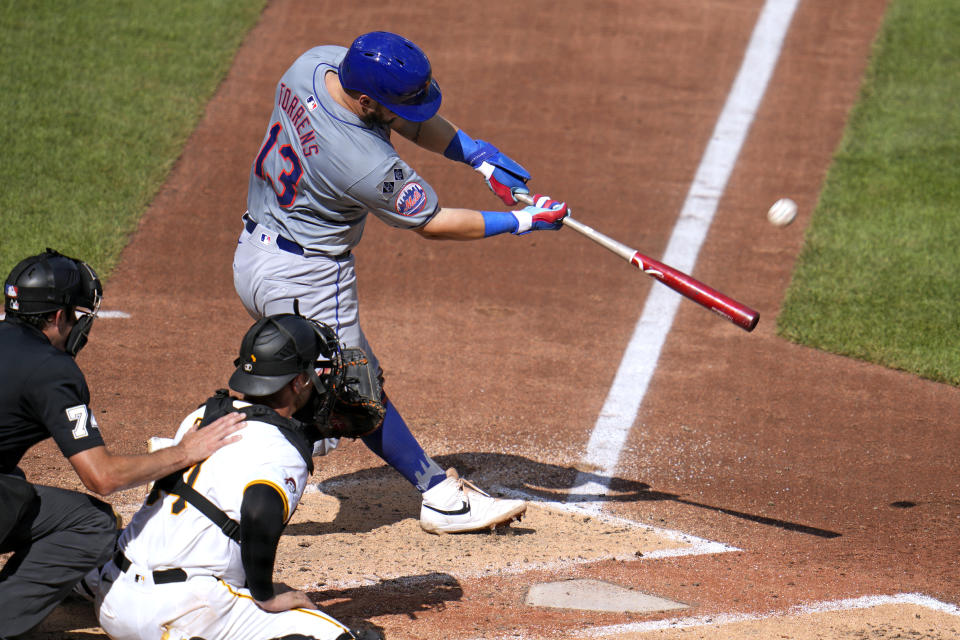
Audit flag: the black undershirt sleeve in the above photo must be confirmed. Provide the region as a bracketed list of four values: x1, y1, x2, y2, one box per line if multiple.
[240, 482, 287, 602]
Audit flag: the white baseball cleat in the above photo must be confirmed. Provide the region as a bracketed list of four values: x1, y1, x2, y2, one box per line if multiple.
[419, 468, 526, 534]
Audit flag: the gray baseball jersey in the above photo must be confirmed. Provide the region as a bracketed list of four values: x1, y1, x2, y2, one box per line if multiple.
[247, 45, 440, 256]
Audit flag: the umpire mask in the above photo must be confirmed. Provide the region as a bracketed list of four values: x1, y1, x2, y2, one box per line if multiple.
[64, 261, 102, 356]
[298, 322, 346, 442]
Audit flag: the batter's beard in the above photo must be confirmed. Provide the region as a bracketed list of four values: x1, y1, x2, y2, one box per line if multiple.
[360, 105, 397, 128]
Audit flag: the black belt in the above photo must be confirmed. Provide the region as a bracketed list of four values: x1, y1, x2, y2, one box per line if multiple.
[113, 549, 187, 584]
[243, 216, 350, 260]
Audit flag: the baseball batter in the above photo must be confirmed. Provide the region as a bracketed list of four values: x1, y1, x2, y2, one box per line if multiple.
[233, 31, 568, 533]
[85, 315, 371, 640]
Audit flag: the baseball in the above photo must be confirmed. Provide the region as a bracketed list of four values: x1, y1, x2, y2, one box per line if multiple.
[767, 198, 798, 227]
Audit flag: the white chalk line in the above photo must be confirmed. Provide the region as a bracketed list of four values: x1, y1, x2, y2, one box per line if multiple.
[305, 479, 737, 588]
[577, 592, 960, 637]
[500, 486, 739, 559]
[315, 478, 739, 558]
[0, 310, 130, 320]
[571, 0, 799, 514]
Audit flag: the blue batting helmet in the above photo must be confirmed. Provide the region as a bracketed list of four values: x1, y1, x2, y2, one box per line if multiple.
[338, 31, 442, 123]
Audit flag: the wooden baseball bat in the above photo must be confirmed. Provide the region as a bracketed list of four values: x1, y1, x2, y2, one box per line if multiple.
[516, 193, 759, 332]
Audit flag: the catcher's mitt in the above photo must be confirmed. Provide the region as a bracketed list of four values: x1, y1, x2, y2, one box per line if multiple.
[325, 347, 385, 438]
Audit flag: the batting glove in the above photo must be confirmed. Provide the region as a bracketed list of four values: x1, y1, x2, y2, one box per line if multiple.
[444, 130, 531, 205]
[514, 194, 568, 235]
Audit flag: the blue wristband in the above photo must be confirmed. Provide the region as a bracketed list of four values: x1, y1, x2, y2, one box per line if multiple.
[443, 129, 481, 164]
[481, 210, 519, 237]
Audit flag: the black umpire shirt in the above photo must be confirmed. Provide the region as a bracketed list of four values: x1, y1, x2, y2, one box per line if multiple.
[0, 317, 105, 475]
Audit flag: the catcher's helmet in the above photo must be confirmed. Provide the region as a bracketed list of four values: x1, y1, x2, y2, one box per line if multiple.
[4, 248, 102, 316]
[229, 314, 341, 397]
[338, 31, 442, 122]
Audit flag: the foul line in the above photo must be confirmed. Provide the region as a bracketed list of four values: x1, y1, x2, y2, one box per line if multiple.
[578, 593, 960, 637]
[570, 0, 801, 509]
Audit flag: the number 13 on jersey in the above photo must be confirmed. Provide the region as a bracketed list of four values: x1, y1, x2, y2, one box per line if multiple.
[255, 122, 303, 207]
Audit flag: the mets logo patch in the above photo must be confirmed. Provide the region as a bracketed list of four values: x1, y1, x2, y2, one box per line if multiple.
[395, 182, 428, 216]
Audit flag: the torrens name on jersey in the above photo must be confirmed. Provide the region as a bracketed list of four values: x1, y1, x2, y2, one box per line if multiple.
[278, 82, 320, 157]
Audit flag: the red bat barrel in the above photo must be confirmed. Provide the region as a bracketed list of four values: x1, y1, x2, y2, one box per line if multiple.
[630, 251, 759, 331]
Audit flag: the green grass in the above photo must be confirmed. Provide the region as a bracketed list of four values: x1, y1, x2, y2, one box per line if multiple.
[778, 0, 960, 386]
[0, 0, 266, 279]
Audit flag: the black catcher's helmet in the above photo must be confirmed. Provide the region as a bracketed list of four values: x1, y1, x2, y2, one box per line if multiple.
[229, 314, 343, 397]
[229, 314, 345, 440]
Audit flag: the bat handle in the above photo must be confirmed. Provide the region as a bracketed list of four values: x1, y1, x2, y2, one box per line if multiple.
[514, 192, 534, 206]
[514, 192, 636, 261]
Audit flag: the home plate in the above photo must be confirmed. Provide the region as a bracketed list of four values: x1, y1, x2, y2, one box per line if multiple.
[526, 579, 688, 613]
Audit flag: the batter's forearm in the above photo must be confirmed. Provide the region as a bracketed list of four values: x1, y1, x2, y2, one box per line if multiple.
[416, 208, 487, 240]
[395, 114, 457, 153]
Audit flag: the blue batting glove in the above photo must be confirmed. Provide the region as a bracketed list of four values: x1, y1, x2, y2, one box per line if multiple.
[444, 131, 531, 205]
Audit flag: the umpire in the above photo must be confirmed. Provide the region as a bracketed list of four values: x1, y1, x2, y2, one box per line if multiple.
[0, 248, 244, 637]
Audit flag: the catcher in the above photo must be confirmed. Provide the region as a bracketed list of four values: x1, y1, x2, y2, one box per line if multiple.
[82, 313, 382, 640]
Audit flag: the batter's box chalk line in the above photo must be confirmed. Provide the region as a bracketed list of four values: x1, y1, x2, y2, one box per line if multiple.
[309, 478, 740, 560]
[576, 593, 960, 637]
[306, 478, 737, 585]
[500, 486, 739, 560]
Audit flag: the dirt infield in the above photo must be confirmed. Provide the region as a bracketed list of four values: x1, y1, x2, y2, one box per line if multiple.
[16, 0, 960, 638]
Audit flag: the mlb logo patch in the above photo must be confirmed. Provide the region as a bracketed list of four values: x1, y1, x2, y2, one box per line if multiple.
[4, 284, 17, 298]
[258, 232, 274, 247]
[382, 181, 394, 195]
[306, 95, 319, 111]
[395, 182, 428, 216]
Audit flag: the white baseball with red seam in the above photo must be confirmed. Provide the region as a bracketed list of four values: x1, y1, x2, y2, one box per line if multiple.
[767, 198, 798, 227]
